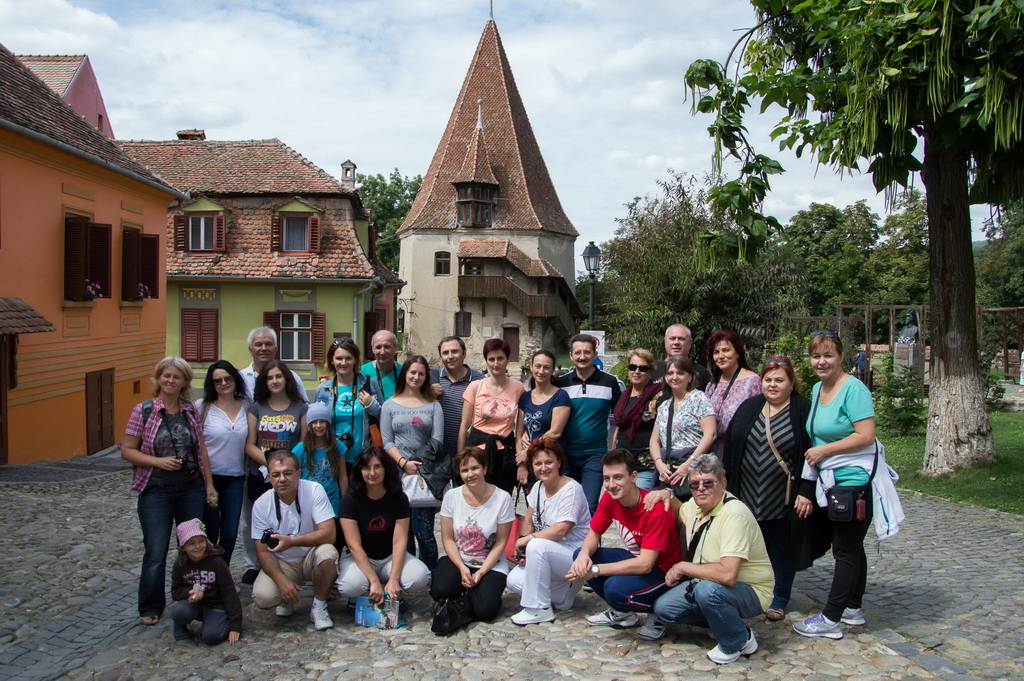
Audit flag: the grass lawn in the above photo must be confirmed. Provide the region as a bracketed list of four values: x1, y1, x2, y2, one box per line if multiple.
[882, 410, 1024, 515]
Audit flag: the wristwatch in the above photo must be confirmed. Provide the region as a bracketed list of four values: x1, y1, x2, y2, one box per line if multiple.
[591, 564, 600, 577]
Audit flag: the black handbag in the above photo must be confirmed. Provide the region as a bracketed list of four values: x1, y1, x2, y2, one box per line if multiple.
[810, 393, 878, 523]
[430, 595, 474, 636]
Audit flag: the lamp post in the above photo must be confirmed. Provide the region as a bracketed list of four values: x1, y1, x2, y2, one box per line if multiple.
[582, 241, 601, 329]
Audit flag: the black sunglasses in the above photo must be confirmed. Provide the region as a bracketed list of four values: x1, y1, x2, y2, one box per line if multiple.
[212, 376, 234, 385]
[688, 479, 717, 491]
[627, 364, 652, 373]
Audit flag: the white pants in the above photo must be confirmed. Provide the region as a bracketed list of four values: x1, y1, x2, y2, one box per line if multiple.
[336, 552, 431, 597]
[505, 538, 577, 609]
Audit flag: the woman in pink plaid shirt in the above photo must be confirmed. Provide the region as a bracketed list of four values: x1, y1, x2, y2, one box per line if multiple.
[121, 356, 217, 626]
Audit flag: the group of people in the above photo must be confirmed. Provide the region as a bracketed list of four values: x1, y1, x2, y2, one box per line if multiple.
[120, 323, 902, 664]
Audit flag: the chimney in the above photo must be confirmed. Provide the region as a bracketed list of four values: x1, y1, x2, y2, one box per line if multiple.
[176, 129, 206, 140]
[340, 159, 357, 188]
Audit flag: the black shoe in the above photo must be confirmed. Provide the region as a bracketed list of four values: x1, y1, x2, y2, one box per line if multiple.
[241, 568, 259, 585]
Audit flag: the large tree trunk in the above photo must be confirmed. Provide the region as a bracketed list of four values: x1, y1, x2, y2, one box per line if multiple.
[920, 127, 994, 474]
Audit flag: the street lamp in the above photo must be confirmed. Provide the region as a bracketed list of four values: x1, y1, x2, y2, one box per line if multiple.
[582, 241, 601, 329]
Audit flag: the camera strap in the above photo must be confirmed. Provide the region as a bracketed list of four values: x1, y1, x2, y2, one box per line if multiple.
[273, 488, 301, 524]
[684, 497, 735, 561]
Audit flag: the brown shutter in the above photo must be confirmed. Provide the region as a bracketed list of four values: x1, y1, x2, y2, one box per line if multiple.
[141, 234, 160, 299]
[312, 312, 326, 366]
[214, 214, 226, 251]
[121, 228, 141, 301]
[174, 214, 187, 251]
[198, 309, 218, 361]
[309, 216, 321, 253]
[270, 214, 282, 251]
[88, 223, 112, 299]
[182, 309, 200, 360]
[64, 215, 89, 301]
[262, 311, 281, 358]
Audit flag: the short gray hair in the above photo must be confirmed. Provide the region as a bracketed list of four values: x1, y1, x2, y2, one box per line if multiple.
[247, 326, 278, 348]
[665, 323, 692, 339]
[688, 453, 726, 480]
[371, 329, 398, 346]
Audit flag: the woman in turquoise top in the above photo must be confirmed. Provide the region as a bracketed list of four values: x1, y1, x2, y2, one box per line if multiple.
[793, 331, 876, 640]
[313, 340, 383, 469]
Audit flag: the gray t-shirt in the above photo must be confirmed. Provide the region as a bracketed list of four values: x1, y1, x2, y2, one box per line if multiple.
[247, 399, 308, 474]
[380, 400, 444, 458]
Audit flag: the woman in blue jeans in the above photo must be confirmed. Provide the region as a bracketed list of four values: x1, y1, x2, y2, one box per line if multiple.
[195, 359, 249, 563]
[122, 357, 217, 625]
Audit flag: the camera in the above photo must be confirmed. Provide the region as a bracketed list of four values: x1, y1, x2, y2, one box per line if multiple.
[177, 453, 198, 476]
[260, 528, 280, 549]
[339, 432, 354, 449]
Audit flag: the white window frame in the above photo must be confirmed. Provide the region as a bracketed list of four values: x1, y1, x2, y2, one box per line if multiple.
[282, 215, 310, 252]
[279, 312, 313, 362]
[189, 214, 215, 251]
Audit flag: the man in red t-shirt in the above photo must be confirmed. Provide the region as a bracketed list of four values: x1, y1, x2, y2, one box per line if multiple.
[567, 449, 683, 641]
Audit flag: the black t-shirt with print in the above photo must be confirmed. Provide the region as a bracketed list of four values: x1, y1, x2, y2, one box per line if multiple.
[338, 490, 410, 560]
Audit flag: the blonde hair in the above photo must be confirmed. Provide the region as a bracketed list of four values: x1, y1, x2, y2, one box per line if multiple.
[150, 356, 194, 401]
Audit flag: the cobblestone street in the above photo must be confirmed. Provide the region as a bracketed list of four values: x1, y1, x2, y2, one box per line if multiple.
[0, 454, 1021, 681]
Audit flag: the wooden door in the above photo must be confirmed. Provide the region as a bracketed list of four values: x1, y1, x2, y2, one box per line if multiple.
[503, 327, 520, 362]
[0, 336, 7, 465]
[85, 368, 114, 454]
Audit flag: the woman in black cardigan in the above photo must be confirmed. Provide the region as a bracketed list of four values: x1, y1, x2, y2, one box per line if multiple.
[723, 356, 814, 621]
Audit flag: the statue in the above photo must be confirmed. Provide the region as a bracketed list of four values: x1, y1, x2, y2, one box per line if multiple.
[897, 312, 919, 345]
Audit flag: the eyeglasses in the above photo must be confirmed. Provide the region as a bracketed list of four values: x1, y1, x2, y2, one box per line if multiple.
[763, 357, 791, 368]
[809, 330, 839, 339]
[627, 364, 652, 373]
[212, 376, 234, 385]
[688, 479, 717, 491]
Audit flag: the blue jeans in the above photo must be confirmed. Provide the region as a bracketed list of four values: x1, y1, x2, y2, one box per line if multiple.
[759, 517, 795, 610]
[410, 508, 438, 570]
[169, 600, 230, 645]
[137, 480, 205, 617]
[654, 579, 764, 654]
[203, 475, 244, 563]
[565, 449, 604, 514]
[578, 547, 670, 612]
[635, 470, 658, 492]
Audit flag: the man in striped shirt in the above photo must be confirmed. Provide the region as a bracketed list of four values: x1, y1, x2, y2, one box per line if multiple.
[431, 336, 484, 465]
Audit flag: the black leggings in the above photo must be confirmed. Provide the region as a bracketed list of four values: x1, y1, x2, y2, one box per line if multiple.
[823, 504, 872, 622]
[430, 555, 507, 622]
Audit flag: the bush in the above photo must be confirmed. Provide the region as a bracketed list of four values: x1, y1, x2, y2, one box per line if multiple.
[875, 353, 927, 436]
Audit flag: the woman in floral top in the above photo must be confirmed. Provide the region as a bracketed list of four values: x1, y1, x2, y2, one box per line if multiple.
[649, 356, 716, 489]
[705, 330, 763, 457]
[431, 447, 514, 629]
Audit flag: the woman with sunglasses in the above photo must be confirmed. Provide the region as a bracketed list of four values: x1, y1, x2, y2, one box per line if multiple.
[723, 356, 812, 621]
[705, 330, 762, 457]
[649, 356, 716, 488]
[792, 330, 877, 640]
[313, 340, 384, 471]
[612, 349, 664, 490]
[196, 360, 249, 563]
[514, 350, 571, 485]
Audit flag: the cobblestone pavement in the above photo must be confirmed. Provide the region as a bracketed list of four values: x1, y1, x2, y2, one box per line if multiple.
[1, 458, 1021, 681]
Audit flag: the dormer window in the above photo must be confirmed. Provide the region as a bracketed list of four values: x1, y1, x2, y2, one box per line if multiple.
[455, 183, 496, 227]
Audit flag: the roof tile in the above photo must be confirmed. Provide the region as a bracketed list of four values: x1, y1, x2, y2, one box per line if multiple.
[0, 298, 56, 334]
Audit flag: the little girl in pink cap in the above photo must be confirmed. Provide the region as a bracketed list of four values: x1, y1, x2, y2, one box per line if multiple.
[170, 518, 243, 644]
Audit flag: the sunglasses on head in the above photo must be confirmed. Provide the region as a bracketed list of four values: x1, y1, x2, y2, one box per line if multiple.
[688, 479, 717, 491]
[763, 357, 791, 367]
[627, 364, 652, 373]
[332, 338, 357, 346]
[212, 376, 234, 385]
[809, 330, 839, 339]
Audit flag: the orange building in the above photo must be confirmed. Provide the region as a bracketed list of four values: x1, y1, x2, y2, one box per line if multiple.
[0, 44, 183, 464]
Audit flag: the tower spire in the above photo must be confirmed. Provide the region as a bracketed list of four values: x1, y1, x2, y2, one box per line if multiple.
[489, 0, 493, 21]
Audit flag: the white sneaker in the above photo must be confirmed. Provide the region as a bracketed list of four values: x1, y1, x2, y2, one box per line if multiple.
[707, 628, 758, 664]
[637, 616, 667, 641]
[841, 607, 866, 626]
[553, 582, 584, 611]
[586, 608, 641, 628]
[511, 607, 555, 625]
[310, 605, 334, 631]
[275, 603, 294, 617]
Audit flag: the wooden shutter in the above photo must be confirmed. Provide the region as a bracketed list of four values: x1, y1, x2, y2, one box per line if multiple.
[312, 312, 326, 366]
[121, 228, 141, 301]
[309, 216, 321, 253]
[64, 215, 89, 300]
[270, 214, 282, 252]
[214, 214, 226, 251]
[455, 311, 471, 337]
[262, 311, 281, 358]
[141, 234, 160, 299]
[88, 223, 111, 299]
[173, 214, 187, 251]
[182, 309, 218, 362]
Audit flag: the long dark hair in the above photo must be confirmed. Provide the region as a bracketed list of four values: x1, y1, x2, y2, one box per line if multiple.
[202, 359, 246, 405]
[301, 419, 341, 480]
[394, 354, 435, 400]
[347, 446, 401, 498]
[254, 359, 303, 403]
[705, 329, 753, 383]
[527, 349, 557, 389]
[324, 339, 361, 377]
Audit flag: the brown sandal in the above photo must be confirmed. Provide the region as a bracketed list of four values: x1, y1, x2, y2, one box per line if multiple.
[139, 615, 160, 626]
[765, 608, 785, 621]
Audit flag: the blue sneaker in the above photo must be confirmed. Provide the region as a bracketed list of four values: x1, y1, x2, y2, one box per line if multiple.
[793, 612, 843, 639]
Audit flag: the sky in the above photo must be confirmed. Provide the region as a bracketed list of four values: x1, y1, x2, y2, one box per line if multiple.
[1, 0, 989, 276]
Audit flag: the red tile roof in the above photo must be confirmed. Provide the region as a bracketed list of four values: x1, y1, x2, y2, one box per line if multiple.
[118, 138, 361, 201]
[0, 44, 177, 193]
[457, 239, 564, 279]
[0, 298, 56, 335]
[400, 20, 577, 237]
[15, 55, 84, 97]
[454, 125, 498, 185]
